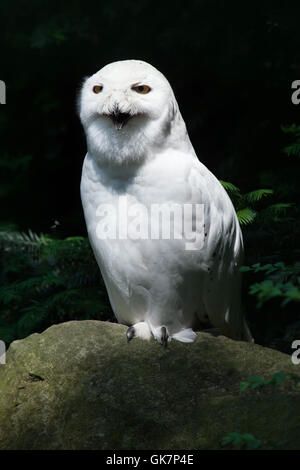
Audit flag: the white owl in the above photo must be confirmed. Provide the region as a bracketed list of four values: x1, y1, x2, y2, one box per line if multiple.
[79, 59, 253, 346]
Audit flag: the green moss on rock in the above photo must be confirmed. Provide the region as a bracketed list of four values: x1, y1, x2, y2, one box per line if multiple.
[0, 320, 299, 449]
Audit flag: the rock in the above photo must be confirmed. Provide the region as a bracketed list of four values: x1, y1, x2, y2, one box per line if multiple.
[0, 320, 299, 450]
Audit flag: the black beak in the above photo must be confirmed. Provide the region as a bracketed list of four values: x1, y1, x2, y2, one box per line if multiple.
[111, 106, 132, 130]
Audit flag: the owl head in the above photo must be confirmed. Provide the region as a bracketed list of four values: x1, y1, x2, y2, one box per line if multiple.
[79, 60, 188, 166]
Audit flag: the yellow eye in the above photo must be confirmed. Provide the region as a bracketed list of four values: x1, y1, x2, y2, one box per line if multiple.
[132, 84, 151, 94]
[93, 85, 103, 94]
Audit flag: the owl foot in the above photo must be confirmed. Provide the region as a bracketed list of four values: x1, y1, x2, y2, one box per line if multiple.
[160, 326, 169, 347]
[151, 325, 171, 347]
[126, 322, 171, 346]
[126, 326, 135, 342]
[126, 321, 152, 342]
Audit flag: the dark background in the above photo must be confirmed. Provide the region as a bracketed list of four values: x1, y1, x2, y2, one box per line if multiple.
[0, 0, 299, 348]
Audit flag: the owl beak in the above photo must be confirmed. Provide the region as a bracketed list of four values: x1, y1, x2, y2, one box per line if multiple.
[111, 105, 131, 130]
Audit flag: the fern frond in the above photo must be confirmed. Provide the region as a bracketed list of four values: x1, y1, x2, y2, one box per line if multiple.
[266, 203, 294, 215]
[219, 180, 241, 195]
[0, 271, 64, 304]
[0, 230, 49, 252]
[283, 143, 300, 157]
[281, 124, 300, 136]
[237, 208, 257, 225]
[244, 189, 273, 203]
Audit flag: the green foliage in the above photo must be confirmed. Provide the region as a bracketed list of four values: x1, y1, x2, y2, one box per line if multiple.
[240, 372, 300, 394]
[262, 203, 295, 221]
[220, 180, 274, 226]
[240, 262, 300, 308]
[288, 373, 300, 387]
[221, 432, 262, 450]
[240, 372, 287, 392]
[282, 124, 300, 157]
[281, 124, 300, 136]
[250, 280, 300, 308]
[236, 208, 257, 226]
[220, 125, 300, 351]
[244, 189, 274, 203]
[0, 230, 113, 344]
[218, 180, 240, 195]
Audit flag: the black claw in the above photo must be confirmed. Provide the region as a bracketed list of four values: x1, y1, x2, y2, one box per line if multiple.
[161, 326, 168, 347]
[126, 326, 135, 343]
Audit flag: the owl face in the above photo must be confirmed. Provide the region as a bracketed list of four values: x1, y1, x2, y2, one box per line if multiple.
[79, 60, 185, 165]
[79, 60, 172, 131]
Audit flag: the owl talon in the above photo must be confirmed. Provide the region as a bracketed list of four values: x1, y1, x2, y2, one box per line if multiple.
[126, 326, 135, 343]
[161, 326, 169, 347]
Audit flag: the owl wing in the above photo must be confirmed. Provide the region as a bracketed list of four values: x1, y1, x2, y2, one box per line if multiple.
[184, 158, 253, 341]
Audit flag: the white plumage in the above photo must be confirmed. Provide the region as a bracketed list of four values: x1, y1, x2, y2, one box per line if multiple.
[79, 59, 253, 345]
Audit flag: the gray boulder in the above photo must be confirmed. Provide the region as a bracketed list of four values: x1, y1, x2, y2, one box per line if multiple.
[0, 320, 299, 450]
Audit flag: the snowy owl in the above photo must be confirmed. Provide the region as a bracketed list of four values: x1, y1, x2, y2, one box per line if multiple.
[79, 59, 253, 346]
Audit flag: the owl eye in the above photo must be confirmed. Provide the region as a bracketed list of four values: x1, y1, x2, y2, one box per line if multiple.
[132, 84, 151, 94]
[93, 85, 103, 94]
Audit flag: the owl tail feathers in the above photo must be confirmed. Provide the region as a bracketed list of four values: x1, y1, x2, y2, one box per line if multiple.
[172, 328, 197, 343]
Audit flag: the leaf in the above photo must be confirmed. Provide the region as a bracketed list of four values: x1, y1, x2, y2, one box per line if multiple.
[247, 375, 265, 389]
[270, 372, 286, 387]
[240, 381, 250, 392]
[288, 373, 300, 386]
[221, 432, 262, 449]
[244, 189, 273, 203]
[237, 208, 257, 225]
[247, 375, 264, 383]
[0, 229, 113, 345]
[281, 123, 300, 135]
[219, 180, 241, 195]
[239, 266, 252, 272]
[283, 143, 300, 157]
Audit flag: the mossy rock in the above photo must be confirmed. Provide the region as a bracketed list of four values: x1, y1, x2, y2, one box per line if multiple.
[0, 320, 299, 450]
